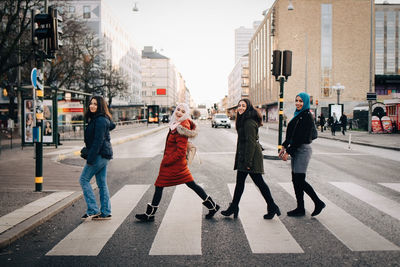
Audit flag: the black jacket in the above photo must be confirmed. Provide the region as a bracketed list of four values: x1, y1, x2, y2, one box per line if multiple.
[282, 110, 314, 156]
[234, 118, 264, 174]
[84, 114, 115, 165]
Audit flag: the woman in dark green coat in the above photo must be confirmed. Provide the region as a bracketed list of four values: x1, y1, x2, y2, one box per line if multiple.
[221, 98, 280, 219]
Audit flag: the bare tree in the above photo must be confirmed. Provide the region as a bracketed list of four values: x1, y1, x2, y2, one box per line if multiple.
[102, 64, 129, 108]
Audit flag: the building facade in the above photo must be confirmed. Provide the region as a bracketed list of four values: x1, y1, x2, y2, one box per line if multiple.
[228, 56, 249, 110]
[141, 46, 178, 113]
[249, 0, 372, 121]
[375, 3, 400, 98]
[234, 22, 261, 63]
[62, 0, 142, 105]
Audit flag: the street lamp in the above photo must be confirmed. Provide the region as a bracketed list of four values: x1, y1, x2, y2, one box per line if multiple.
[332, 83, 345, 104]
[288, 0, 294, 11]
[132, 2, 139, 12]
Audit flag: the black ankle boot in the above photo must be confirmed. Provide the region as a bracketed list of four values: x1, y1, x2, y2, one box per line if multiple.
[202, 196, 220, 219]
[263, 204, 281, 219]
[311, 200, 326, 216]
[221, 203, 239, 218]
[287, 207, 305, 217]
[135, 203, 158, 222]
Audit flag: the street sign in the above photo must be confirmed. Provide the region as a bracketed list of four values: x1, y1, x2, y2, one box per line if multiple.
[367, 92, 377, 101]
[31, 68, 37, 88]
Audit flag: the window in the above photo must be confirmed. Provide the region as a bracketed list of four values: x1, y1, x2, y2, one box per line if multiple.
[83, 6, 90, 19]
[69, 6, 75, 13]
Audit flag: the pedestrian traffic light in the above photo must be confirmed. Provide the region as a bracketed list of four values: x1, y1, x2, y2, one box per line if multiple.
[271, 50, 282, 80]
[2, 88, 7, 97]
[282, 50, 292, 79]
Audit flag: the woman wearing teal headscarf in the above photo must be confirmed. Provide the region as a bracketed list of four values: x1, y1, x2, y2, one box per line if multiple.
[279, 92, 325, 217]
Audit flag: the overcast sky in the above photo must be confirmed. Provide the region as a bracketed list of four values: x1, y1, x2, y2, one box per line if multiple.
[104, 0, 400, 107]
[104, 0, 274, 107]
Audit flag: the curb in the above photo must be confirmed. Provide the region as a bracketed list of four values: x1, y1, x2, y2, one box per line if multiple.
[0, 126, 168, 249]
[0, 191, 83, 249]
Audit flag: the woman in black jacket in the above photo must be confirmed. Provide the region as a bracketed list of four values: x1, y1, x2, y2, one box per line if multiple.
[221, 98, 280, 219]
[279, 92, 325, 217]
[80, 96, 115, 221]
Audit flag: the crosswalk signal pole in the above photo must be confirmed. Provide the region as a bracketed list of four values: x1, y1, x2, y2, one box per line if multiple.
[272, 50, 292, 153]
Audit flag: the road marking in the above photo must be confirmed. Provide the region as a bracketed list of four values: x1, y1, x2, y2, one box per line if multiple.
[46, 185, 149, 256]
[279, 182, 399, 251]
[330, 182, 400, 221]
[227, 183, 303, 254]
[149, 184, 203, 255]
[378, 183, 400, 193]
[0, 191, 74, 234]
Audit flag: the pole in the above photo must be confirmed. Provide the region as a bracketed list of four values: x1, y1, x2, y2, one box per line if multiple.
[368, 0, 373, 134]
[35, 64, 43, 192]
[278, 77, 285, 152]
[337, 90, 340, 105]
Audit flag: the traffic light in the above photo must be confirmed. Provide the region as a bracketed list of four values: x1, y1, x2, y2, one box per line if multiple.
[31, 9, 52, 47]
[2, 88, 7, 97]
[31, 7, 62, 55]
[271, 50, 282, 80]
[48, 7, 63, 51]
[282, 50, 292, 79]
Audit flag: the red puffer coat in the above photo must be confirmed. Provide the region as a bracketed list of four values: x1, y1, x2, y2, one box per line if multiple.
[155, 119, 197, 187]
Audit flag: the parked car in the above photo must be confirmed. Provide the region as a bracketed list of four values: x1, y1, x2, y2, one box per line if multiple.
[211, 114, 231, 128]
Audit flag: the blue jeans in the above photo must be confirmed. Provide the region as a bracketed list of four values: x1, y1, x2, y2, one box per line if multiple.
[79, 155, 111, 216]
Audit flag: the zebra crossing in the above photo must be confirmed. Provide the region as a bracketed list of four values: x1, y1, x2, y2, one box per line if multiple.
[3, 181, 397, 257]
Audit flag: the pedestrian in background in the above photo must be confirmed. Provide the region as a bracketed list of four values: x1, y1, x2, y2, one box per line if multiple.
[319, 114, 325, 133]
[135, 103, 220, 222]
[279, 92, 325, 217]
[221, 98, 280, 219]
[340, 113, 347, 135]
[80, 96, 115, 220]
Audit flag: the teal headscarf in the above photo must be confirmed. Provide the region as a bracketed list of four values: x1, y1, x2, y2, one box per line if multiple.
[292, 92, 310, 121]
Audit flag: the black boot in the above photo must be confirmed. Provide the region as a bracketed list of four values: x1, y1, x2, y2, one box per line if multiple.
[287, 172, 306, 217]
[311, 200, 326, 216]
[263, 204, 281, 219]
[297, 173, 326, 217]
[135, 203, 158, 222]
[221, 203, 239, 218]
[202, 196, 220, 219]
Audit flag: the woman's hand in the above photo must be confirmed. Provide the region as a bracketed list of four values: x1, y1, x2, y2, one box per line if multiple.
[281, 152, 289, 161]
[278, 148, 285, 158]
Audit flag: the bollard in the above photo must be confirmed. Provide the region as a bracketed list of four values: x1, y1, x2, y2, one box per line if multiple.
[348, 133, 352, 149]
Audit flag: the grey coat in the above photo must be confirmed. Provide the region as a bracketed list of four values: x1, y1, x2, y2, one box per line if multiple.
[234, 119, 264, 174]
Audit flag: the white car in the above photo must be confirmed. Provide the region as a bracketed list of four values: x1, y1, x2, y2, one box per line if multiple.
[211, 114, 231, 128]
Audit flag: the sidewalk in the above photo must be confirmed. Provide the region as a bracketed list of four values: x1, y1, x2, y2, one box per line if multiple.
[263, 123, 400, 151]
[0, 123, 168, 249]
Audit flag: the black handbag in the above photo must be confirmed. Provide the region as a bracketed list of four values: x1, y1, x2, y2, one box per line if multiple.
[80, 147, 88, 159]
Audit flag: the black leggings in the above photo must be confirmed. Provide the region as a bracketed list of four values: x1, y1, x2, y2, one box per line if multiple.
[231, 171, 276, 209]
[151, 181, 208, 206]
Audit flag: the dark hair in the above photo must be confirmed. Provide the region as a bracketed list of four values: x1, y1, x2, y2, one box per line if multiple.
[85, 95, 112, 120]
[235, 98, 263, 131]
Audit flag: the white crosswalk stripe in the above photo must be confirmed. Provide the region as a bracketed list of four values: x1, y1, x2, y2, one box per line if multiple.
[378, 183, 400, 193]
[41, 181, 400, 256]
[227, 183, 304, 253]
[46, 185, 149, 256]
[330, 182, 400, 221]
[279, 182, 399, 251]
[149, 184, 203, 255]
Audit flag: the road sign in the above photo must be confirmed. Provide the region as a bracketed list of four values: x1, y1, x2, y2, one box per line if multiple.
[31, 68, 37, 88]
[367, 92, 377, 101]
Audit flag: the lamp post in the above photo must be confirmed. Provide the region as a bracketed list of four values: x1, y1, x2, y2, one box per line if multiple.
[332, 83, 345, 105]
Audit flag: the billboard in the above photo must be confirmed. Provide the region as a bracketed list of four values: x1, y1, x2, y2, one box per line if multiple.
[156, 88, 166, 95]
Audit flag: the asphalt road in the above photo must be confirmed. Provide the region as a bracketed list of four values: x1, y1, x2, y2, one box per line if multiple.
[1, 121, 399, 266]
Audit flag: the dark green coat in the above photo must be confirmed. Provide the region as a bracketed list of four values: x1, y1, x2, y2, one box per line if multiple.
[234, 118, 264, 174]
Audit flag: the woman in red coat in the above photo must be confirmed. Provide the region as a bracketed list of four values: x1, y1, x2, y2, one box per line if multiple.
[135, 103, 220, 222]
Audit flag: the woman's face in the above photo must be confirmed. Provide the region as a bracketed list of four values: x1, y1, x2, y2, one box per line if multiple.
[237, 101, 247, 115]
[175, 106, 185, 119]
[295, 96, 304, 111]
[89, 98, 98, 113]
